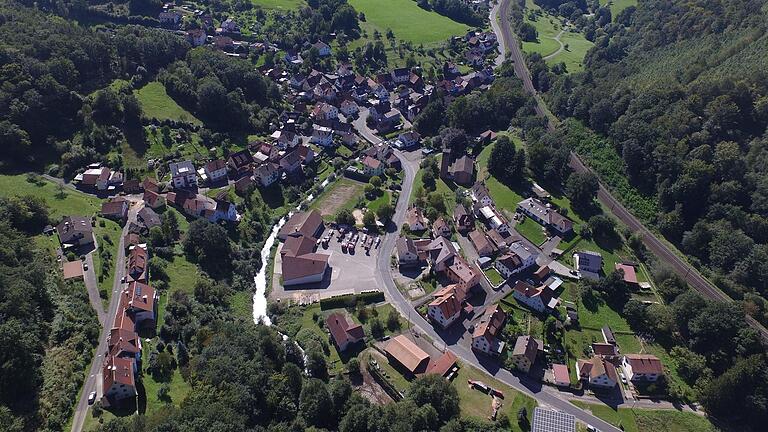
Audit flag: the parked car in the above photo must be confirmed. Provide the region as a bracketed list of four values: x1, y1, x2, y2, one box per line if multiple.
[88, 391, 97, 405]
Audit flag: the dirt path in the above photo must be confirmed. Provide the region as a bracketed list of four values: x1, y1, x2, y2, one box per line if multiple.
[543, 28, 566, 60]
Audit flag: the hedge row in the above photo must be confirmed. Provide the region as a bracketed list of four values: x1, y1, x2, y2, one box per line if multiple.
[319, 291, 384, 310]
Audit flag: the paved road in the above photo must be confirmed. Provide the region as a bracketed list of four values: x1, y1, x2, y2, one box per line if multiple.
[350, 111, 620, 430]
[491, 0, 768, 341]
[71, 200, 141, 432]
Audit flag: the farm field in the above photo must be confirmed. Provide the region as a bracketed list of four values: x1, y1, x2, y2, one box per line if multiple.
[310, 177, 366, 219]
[570, 401, 718, 432]
[134, 81, 201, 125]
[349, 0, 468, 45]
[520, 0, 593, 72]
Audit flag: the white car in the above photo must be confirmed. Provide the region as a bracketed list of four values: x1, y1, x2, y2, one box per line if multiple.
[88, 391, 97, 405]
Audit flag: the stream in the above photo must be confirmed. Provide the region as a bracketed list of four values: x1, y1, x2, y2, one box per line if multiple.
[252, 178, 329, 325]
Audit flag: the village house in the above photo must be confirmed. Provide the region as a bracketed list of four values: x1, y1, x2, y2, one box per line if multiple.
[254, 163, 280, 187]
[592, 343, 619, 358]
[453, 204, 474, 233]
[340, 99, 359, 116]
[169, 160, 197, 189]
[101, 198, 129, 223]
[102, 355, 137, 403]
[621, 354, 664, 382]
[432, 217, 451, 238]
[186, 29, 207, 47]
[518, 197, 574, 235]
[310, 125, 334, 146]
[227, 150, 255, 177]
[107, 328, 141, 362]
[326, 313, 364, 351]
[209, 199, 239, 223]
[615, 263, 639, 286]
[218, 17, 240, 34]
[472, 304, 507, 356]
[552, 364, 570, 387]
[158, 10, 181, 25]
[397, 130, 421, 149]
[405, 206, 428, 231]
[574, 250, 603, 280]
[396, 236, 421, 266]
[57, 216, 94, 249]
[312, 40, 332, 56]
[469, 230, 495, 257]
[362, 156, 385, 177]
[143, 190, 165, 209]
[445, 255, 481, 293]
[391, 67, 411, 84]
[494, 242, 538, 278]
[127, 246, 148, 283]
[471, 182, 494, 208]
[280, 234, 330, 286]
[142, 177, 160, 193]
[272, 129, 301, 148]
[428, 288, 462, 329]
[78, 166, 113, 191]
[280, 150, 302, 174]
[204, 159, 228, 184]
[478, 205, 510, 233]
[577, 356, 618, 389]
[511, 280, 559, 313]
[312, 102, 339, 121]
[510, 335, 539, 373]
[137, 207, 161, 231]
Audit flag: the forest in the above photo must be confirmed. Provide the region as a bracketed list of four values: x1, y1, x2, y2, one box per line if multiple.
[539, 0, 768, 316]
[0, 196, 100, 431]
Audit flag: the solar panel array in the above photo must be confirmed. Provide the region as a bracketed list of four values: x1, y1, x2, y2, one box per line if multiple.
[531, 407, 576, 432]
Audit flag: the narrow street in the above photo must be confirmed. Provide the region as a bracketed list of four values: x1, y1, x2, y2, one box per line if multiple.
[71, 199, 142, 432]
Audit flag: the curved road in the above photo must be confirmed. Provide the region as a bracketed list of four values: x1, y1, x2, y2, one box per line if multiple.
[491, 0, 768, 340]
[355, 118, 618, 429]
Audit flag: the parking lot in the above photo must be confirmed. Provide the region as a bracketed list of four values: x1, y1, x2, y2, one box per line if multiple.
[270, 227, 384, 301]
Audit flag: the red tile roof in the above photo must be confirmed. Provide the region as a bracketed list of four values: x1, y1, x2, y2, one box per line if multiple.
[615, 263, 638, 284]
[625, 354, 663, 375]
[385, 335, 430, 374]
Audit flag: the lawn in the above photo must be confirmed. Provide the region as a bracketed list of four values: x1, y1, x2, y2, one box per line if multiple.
[515, 216, 547, 246]
[250, 0, 305, 9]
[570, 401, 718, 432]
[600, 0, 637, 17]
[93, 218, 123, 305]
[521, 0, 593, 72]
[0, 174, 100, 219]
[366, 190, 392, 213]
[409, 155, 458, 212]
[484, 267, 505, 287]
[134, 81, 201, 125]
[453, 362, 537, 431]
[349, 0, 468, 45]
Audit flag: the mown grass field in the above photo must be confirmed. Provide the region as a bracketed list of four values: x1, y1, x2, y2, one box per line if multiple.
[570, 401, 718, 432]
[250, 0, 305, 9]
[0, 174, 100, 219]
[134, 81, 201, 125]
[600, 0, 637, 18]
[349, 0, 468, 45]
[453, 362, 537, 431]
[521, 0, 593, 72]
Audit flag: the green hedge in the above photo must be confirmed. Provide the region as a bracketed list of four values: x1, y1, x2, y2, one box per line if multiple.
[320, 291, 385, 310]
